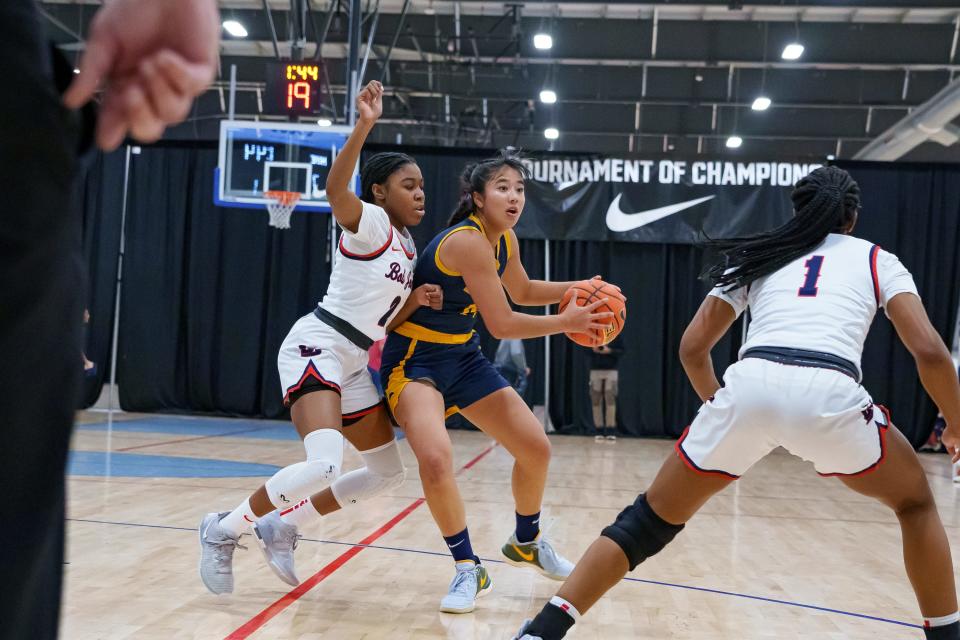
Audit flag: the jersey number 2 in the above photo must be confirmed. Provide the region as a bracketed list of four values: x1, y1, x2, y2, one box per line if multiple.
[378, 296, 402, 327]
[798, 256, 824, 297]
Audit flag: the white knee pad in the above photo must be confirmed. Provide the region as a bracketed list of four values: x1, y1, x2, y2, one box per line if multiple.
[331, 439, 406, 508]
[265, 429, 344, 508]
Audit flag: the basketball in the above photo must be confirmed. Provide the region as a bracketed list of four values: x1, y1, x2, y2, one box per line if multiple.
[559, 279, 627, 347]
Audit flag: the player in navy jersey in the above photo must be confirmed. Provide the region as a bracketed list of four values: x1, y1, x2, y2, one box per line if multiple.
[514, 166, 960, 640]
[380, 150, 617, 613]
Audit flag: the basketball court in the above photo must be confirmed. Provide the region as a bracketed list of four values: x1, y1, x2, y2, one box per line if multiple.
[63, 408, 956, 639]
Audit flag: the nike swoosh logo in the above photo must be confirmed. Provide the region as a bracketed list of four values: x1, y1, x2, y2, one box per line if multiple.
[448, 540, 464, 549]
[512, 544, 535, 562]
[605, 194, 715, 232]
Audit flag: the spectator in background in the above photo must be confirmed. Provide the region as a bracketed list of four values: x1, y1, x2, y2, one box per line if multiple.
[590, 337, 624, 442]
[494, 338, 530, 399]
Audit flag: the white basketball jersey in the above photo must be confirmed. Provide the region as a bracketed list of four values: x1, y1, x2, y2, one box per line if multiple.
[318, 201, 417, 342]
[710, 233, 919, 375]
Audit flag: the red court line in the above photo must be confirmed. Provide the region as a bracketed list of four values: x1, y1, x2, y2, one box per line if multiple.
[224, 441, 499, 640]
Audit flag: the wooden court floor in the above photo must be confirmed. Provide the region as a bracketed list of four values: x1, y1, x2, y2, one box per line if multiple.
[62, 410, 960, 639]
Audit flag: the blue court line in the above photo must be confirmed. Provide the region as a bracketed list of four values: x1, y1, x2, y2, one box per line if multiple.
[67, 451, 281, 478]
[78, 417, 301, 441]
[78, 416, 405, 441]
[66, 516, 920, 630]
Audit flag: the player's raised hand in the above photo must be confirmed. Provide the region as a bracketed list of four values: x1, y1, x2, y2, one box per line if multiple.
[63, 0, 219, 150]
[357, 81, 384, 124]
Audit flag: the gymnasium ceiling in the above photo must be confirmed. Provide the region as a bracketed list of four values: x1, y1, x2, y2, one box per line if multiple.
[40, 0, 960, 161]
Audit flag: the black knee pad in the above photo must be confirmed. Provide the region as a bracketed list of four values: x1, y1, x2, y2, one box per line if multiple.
[601, 494, 684, 571]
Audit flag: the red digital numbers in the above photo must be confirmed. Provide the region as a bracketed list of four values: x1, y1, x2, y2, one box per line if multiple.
[287, 81, 312, 109]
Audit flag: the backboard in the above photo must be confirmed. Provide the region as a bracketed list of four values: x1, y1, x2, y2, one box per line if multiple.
[214, 120, 358, 211]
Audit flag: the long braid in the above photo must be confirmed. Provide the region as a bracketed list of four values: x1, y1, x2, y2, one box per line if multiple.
[705, 166, 861, 291]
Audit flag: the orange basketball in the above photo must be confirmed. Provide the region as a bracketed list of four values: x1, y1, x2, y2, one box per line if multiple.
[558, 279, 627, 347]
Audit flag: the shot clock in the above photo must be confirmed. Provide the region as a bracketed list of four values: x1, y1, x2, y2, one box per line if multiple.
[264, 61, 326, 116]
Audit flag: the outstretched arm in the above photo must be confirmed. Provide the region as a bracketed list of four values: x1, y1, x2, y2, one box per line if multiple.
[326, 81, 383, 234]
[886, 293, 960, 460]
[445, 231, 612, 340]
[501, 231, 579, 305]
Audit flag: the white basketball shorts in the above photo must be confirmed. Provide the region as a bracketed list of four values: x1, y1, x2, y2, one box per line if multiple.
[278, 312, 382, 423]
[676, 357, 891, 479]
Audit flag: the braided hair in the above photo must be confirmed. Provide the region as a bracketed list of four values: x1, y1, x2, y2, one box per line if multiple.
[449, 148, 530, 226]
[360, 152, 417, 203]
[705, 165, 861, 291]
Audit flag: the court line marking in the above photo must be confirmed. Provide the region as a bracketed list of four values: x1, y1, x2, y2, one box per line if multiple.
[224, 440, 500, 639]
[114, 426, 279, 452]
[65, 515, 921, 631]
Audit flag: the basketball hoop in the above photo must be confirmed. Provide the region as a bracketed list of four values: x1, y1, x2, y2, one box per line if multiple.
[264, 190, 301, 229]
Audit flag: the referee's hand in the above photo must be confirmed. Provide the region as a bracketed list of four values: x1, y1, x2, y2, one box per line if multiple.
[63, 0, 220, 151]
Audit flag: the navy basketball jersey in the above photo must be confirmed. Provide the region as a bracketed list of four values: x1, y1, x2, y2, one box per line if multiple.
[395, 214, 510, 343]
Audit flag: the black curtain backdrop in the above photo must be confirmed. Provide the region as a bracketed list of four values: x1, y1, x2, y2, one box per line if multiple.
[78, 143, 960, 445]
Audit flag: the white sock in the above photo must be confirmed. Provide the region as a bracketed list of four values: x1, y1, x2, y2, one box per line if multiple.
[219, 498, 258, 538]
[549, 595, 582, 622]
[925, 612, 960, 628]
[279, 498, 321, 529]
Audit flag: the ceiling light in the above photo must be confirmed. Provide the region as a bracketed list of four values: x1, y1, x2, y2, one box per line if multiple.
[726, 135, 743, 149]
[222, 20, 248, 38]
[533, 33, 553, 50]
[751, 96, 771, 111]
[826, 154, 836, 160]
[317, 118, 333, 127]
[544, 127, 560, 140]
[781, 43, 804, 60]
[539, 89, 557, 104]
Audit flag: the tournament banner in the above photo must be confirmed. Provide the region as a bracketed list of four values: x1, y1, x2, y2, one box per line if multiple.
[517, 157, 823, 244]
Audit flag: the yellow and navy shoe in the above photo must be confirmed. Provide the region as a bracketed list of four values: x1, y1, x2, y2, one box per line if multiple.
[439, 561, 492, 613]
[501, 534, 574, 581]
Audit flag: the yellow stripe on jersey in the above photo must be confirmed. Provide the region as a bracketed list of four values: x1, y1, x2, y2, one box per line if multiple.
[434, 226, 482, 276]
[444, 405, 461, 419]
[385, 338, 419, 415]
[504, 231, 513, 260]
[468, 214, 487, 236]
[394, 321, 475, 344]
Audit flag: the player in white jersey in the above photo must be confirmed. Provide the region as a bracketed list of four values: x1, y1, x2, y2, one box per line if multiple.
[199, 81, 442, 594]
[514, 166, 960, 640]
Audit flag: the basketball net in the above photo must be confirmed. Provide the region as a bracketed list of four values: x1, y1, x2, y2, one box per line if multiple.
[264, 190, 301, 229]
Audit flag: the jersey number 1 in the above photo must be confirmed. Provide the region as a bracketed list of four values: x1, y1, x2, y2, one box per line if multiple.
[378, 296, 402, 327]
[798, 256, 824, 297]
